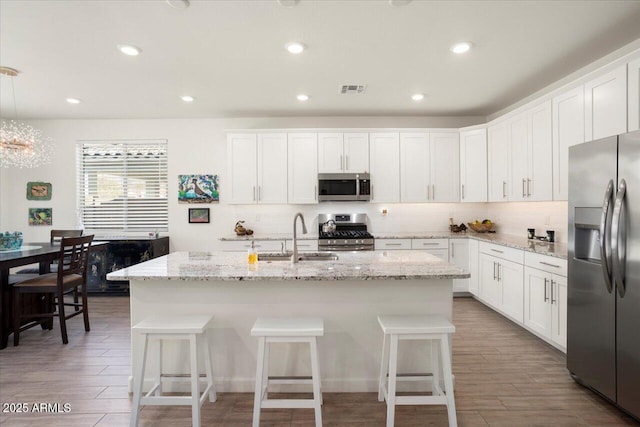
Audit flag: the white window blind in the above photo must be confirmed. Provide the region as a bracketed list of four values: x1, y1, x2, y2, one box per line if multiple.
[77, 140, 168, 232]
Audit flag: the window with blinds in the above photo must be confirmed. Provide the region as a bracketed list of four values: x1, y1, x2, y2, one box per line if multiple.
[77, 140, 168, 232]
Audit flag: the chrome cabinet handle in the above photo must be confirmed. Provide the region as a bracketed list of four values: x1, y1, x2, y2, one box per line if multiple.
[522, 179, 526, 198]
[539, 261, 561, 269]
[493, 262, 497, 280]
[427, 185, 430, 200]
[551, 279, 556, 304]
[502, 181, 507, 198]
[386, 243, 403, 246]
[451, 242, 454, 258]
[544, 277, 549, 302]
[346, 155, 349, 171]
[497, 263, 501, 281]
[490, 248, 504, 254]
[253, 186, 256, 201]
[600, 180, 614, 294]
[461, 184, 465, 200]
[314, 185, 317, 201]
[611, 179, 627, 298]
[258, 186, 261, 201]
[527, 178, 532, 197]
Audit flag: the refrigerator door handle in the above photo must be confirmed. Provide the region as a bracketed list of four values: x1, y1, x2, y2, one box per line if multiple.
[611, 179, 627, 298]
[599, 180, 615, 293]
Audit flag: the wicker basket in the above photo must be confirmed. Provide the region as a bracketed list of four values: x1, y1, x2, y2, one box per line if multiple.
[467, 222, 494, 233]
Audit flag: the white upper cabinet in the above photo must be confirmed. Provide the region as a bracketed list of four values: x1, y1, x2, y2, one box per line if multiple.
[370, 132, 400, 203]
[528, 101, 553, 201]
[400, 132, 430, 202]
[552, 86, 585, 201]
[344, 133, 370, 173]
[509, 101, 553, 202]
[629, 57, 640, 132]
[318, 132, 369, 173]
[317, 133, 343, 173]
[399, 132, 459, 203]
[257, 134, 288, 204]
[228, 133, 258, 204]
[288, 133, 318, 204]
[488, 122, 509, 202]
[508, 112, 529, 202]
[459, 128, 487, 202]
[430, 132, 460, 202]
[585, 65, 627, 141]
[227, 133, 288, 204]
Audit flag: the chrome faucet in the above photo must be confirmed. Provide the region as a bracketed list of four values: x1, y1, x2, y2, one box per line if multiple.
[292, 212, 308, 263]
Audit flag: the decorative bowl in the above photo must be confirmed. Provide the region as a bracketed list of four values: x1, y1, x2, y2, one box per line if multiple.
[467, 222, 494, 233]
[0, 232, 24, 250]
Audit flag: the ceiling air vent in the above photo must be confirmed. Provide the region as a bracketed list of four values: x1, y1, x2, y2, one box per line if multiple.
[340, 85, 366, 94]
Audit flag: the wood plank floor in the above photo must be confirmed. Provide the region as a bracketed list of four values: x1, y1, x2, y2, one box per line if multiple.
[0, 296, 637, 426]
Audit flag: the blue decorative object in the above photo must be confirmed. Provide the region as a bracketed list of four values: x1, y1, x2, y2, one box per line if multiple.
[0, 232, 24, 250]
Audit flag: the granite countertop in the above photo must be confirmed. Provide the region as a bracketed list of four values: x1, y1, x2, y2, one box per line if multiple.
[107, 250, 469, 282]
[373, 231, 567, 259]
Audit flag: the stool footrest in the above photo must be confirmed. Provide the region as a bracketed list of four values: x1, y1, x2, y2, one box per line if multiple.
[268, 375, 313, 385]
[160, 373, 209, 383]
[395, 395, 448, 406]
[261, 399, 319, 409]
[141, 396, 194, 406]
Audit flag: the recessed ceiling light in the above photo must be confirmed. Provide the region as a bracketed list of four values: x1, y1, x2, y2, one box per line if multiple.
[286, 42, 306, 54]
[388, 0, 412, 6]
[277, 0, 299, 7]
[166, 0, 190, 9]
[118, 44, 142, 56]
[297, 94, 309, 102]
[450, 42, 472, 54]
[66, 98, 81, 104]
[411, 93, 424, 101]
[181, 95, 195, 102]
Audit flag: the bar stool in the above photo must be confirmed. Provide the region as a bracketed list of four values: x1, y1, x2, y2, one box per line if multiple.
[377, 315, 457, 427]
[251, 317, 323, 427]
[130, 314, 216, 427]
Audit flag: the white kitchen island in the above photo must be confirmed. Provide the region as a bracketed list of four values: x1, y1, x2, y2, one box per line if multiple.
[107, 250, 469, 393]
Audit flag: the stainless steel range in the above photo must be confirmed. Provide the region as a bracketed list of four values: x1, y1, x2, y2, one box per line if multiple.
[318, 213, 374, 251]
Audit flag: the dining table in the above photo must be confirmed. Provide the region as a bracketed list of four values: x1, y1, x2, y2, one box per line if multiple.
[0, 241, 107, 349]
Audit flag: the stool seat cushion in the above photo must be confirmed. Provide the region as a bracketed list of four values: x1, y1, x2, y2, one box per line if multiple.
[377, 315, 455, 335]
[132, 314, 214, 334]
[251, 317, 324, 337]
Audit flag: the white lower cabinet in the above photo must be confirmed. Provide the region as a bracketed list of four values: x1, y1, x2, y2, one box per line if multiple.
[468, 239, 479, 296]
[375, 239, 411, 250]
[285, 240, 318, 252]
[523, 262, 567, 350]
[478, 244, 524, 324]
[221, 240, 286, 252]
[449, 239, 469, 293]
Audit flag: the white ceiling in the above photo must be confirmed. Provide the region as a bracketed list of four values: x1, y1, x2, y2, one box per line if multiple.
[1, 0, 640, 120]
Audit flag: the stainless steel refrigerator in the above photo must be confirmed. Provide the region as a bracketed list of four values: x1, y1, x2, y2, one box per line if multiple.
[568, 130, 640, 420]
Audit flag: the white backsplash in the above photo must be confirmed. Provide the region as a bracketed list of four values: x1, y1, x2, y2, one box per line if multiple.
[486, 201, 568, 242]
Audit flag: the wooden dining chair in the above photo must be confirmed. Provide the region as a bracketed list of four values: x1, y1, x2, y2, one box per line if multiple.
[50, 229, 83, 244]
[12, 235, 94, 345]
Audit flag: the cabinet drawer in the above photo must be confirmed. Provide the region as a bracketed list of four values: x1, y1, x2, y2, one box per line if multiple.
[285, 240, 319, 252]
[221, 240, 285, 252]
[411, 238, 449, 250]
[479, 242, 524, 264]
[375, 239, 412, 250]
[525, 252, 567, 276]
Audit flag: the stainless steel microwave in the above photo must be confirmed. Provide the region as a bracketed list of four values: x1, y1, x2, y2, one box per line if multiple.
[318, 173, 371, 202]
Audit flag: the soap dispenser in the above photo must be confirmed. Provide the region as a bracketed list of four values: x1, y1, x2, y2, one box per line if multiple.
[247, 240, 258, 264]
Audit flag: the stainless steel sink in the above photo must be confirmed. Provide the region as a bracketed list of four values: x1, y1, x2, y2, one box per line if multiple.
[258, 252, 293, 261]
[258, 252, 339, 262]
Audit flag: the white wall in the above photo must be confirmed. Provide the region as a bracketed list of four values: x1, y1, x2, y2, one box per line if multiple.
[0, 115, 493, 250]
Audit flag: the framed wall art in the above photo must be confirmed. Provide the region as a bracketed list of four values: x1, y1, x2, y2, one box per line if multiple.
[26, 182, 52, 200]
[188, 208, 210, 224]
[28, 208, 52, 226]
[178, 174, 219, 204]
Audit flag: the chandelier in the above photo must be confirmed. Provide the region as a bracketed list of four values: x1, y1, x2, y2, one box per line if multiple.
[0, 66, 53, 168]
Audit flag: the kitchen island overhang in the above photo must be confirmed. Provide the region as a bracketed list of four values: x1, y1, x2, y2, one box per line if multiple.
[108, 251, 469, 393]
